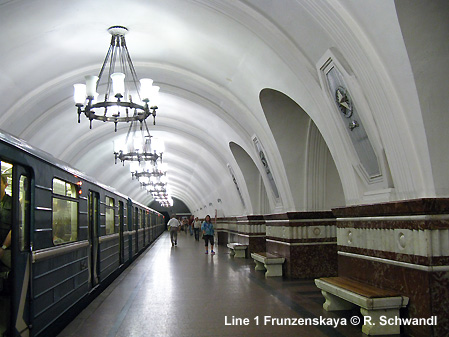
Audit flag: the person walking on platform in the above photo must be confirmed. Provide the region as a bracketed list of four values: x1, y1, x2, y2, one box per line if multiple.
[201, 215, 215, 254]
[168, 214, 181, 246]
[182, 217, 188, 234]
[193, 217, 201, 241]
[188, 215, 194, 236]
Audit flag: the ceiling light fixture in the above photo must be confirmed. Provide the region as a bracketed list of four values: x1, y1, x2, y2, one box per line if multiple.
[73, 26, 160, 131]
[113, 125, 164, 164]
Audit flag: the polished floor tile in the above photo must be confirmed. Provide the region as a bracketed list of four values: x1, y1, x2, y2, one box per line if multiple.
[57, 231, 382, 337]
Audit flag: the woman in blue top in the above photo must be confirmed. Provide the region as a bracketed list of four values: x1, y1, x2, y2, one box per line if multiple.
[201, 215, 215, 255]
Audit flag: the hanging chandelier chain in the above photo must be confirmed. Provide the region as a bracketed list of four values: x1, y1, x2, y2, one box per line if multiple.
[121, 36, 141, 102]
[74, 25, 160, 129]
[124, 120, 134, 145]
[97, 35, 115, 97]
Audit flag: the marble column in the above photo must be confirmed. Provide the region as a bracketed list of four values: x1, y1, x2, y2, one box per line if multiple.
[333, 198, 449, 337]
[264, 212, 337, 279]
[215, 217, 236, 246]
[215, 216, 266, 254]
[227, 215, 266, 254]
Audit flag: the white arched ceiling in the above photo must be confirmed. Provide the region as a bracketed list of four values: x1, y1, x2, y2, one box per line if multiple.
[0, 0, 446, 216]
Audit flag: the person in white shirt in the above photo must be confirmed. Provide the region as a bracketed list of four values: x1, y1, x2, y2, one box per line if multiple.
[167, 214, 181, 246]
[193, 217, 201, 241]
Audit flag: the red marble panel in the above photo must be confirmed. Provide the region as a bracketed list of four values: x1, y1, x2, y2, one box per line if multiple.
[332, 198, 449, 217]
[236, 215, 265, 222]
[429, 271, 449, 337]
[264, 211, 334, 221]
[217, 231, 229, 246]
[337, 218, 449, 230]
[248, 237, 266, 255]
[338, 254, 447, 337]
[267, 241, 337, 279]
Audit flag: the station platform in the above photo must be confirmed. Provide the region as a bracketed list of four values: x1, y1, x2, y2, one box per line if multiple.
[57, 231, 369, 337]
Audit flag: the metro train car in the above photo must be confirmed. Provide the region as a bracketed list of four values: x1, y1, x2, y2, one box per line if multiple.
[0, 130, 165, 337]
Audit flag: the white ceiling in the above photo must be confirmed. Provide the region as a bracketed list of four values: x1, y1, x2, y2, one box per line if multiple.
[1, 0, 447, 215]
[1, 0, 283, 214]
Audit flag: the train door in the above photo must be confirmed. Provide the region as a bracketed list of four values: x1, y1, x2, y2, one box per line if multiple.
[88, 191, 100, 288]
[0, 161, 31, 337]
[134, 207, 138, 254]
[118, 201, 124, 265]
[142, 210, 146, 246]
[127, 199, 133, 261]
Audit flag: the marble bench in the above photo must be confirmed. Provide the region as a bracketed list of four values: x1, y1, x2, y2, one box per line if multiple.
[227, 243, 248, 258]
[250, 252, 285, 277]
[315, 277, 409, 335]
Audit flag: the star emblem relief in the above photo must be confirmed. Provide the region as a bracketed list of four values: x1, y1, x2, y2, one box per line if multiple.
[335, 86, 353, 118]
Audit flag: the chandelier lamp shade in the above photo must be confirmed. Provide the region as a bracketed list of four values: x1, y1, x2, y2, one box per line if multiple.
[129, 160, 172, 207]
[73, 26, 160, 131]
[113, 125, 164, 164]
[128, 160, 173, 207]
[143, 182, 166, 191]
[130, 159, 167, 178]
[153, 195, 173, 208]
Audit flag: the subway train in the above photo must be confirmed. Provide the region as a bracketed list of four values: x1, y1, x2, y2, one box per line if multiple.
[0, 130, 166, 337]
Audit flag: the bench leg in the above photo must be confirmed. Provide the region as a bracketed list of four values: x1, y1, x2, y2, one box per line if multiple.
[321, 291, 355, 311]
[254, 260, 266, 271]
[264, 264, 282, 277]
[229, 249, 235, 257]
[234, 249, 246, 258]
[360, 308, 401, 335]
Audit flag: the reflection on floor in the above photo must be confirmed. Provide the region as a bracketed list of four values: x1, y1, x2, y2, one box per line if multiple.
[58, 231, 401, 337]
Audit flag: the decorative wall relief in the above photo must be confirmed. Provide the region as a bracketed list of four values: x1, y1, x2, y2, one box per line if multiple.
[253, 136, 280, 200]
[325, 65, 381, 179]
[227, 164, 246, 209]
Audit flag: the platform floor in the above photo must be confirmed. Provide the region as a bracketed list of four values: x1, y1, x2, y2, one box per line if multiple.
[57, 231, 382, 337]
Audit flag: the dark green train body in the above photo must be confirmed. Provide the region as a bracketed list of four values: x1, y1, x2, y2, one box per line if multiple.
[0, 131, 165, 337]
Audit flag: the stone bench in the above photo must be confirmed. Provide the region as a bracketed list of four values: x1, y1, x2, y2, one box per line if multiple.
[227, 243, 248, 258]
[315, 277, 409, 335]
[250, 252, 285, 277]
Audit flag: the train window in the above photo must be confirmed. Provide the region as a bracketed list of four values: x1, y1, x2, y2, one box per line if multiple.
[52, 178, 78, 245]
[134, 207, 138, 230]
[105, 196, 115, 235]
[19, 175, 29, 251]
[0, 161, 12, 260]
[1, 161, 12, 195]
[139, 209, 143, 229]
[119, 201, 125, 232]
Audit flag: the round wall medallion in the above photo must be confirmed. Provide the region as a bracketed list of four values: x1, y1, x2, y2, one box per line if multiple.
[398, 232, 406, 249]
[313, 227, 321, 236]
[347, 230, 353, 244]
[335, 86, 353, 118]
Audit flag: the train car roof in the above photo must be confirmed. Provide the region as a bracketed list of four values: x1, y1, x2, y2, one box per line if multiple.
[1, 129, 100, 183]
[0, 129, 160, 214]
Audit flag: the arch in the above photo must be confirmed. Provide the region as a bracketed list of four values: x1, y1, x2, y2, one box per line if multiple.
[306, 119, 345, 210]
[260, 88, 344, 210]
[229, 142, 270, 215]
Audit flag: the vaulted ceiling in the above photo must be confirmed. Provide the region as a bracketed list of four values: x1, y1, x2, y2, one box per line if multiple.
[1, 0, 448, 216]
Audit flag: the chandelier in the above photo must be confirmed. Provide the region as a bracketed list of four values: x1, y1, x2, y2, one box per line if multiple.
[73, 26, 160, 131]
[130, 160, 173, 207]
[130, 161, 167, 181]
[114, 125, 164, 164]
[151, 189, 173, 208]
